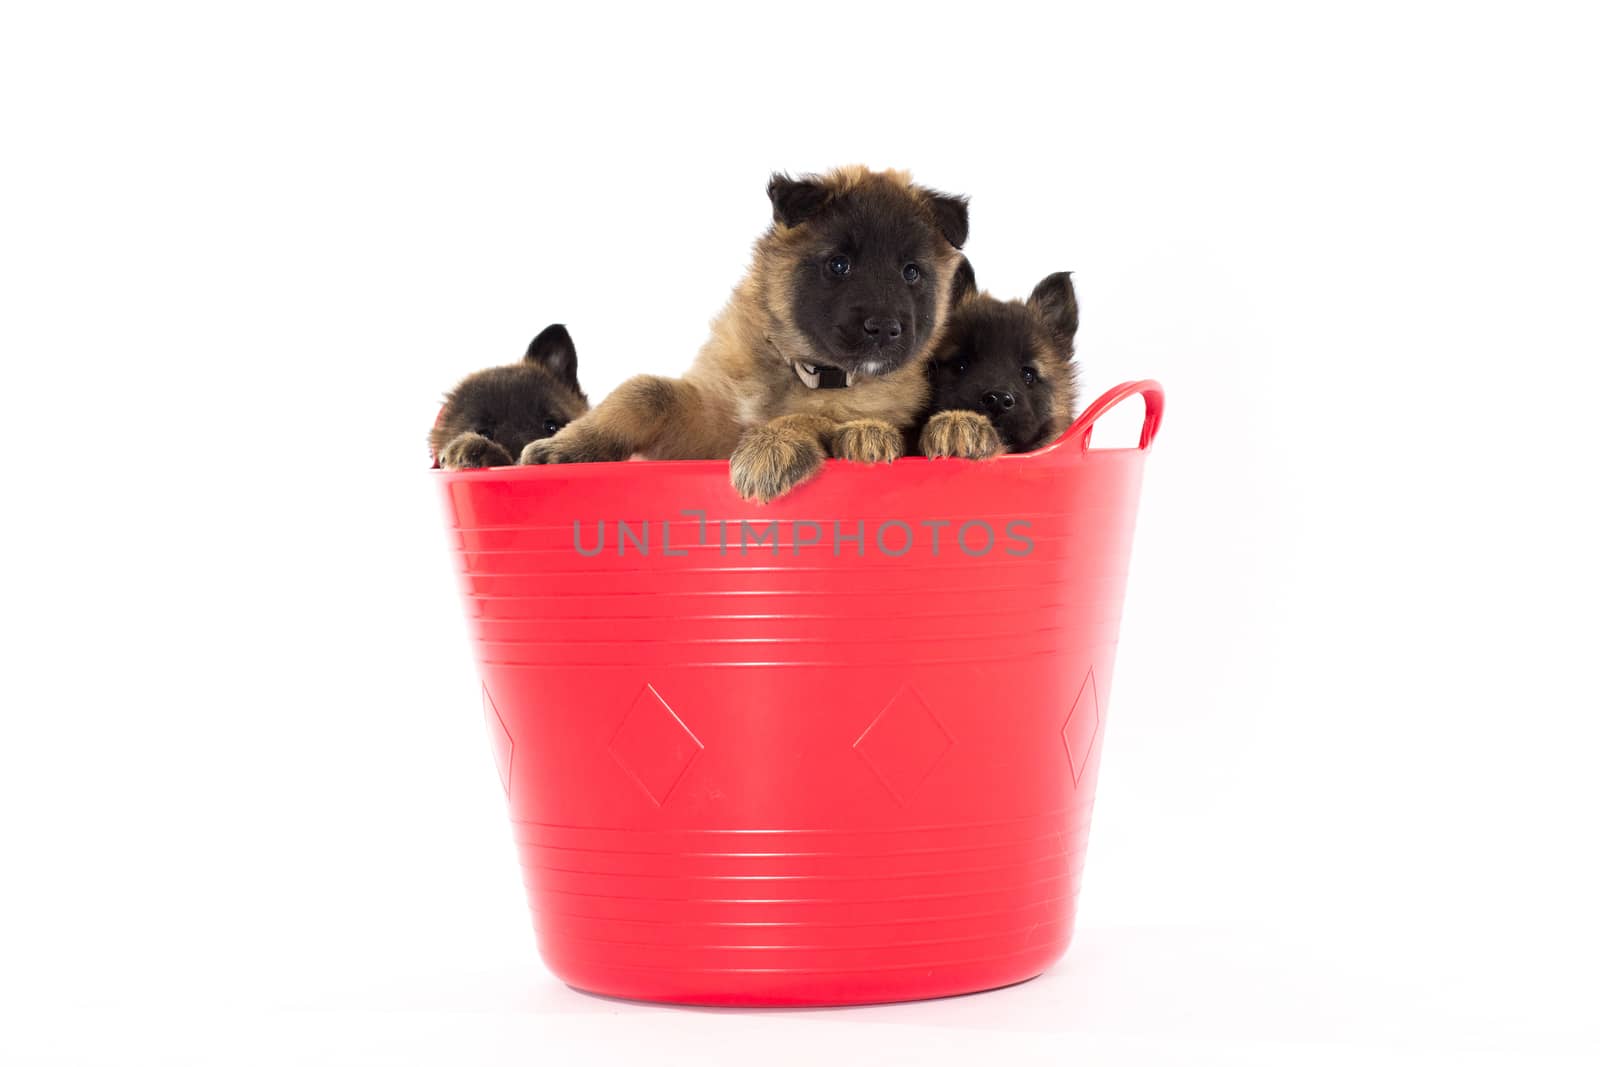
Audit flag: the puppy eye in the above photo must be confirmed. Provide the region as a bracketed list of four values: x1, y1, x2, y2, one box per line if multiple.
[955, 358, 969, 374]
[476, 425, 495, 438]
[902, 263, 921, 283]
[544, 419, 562, 435]
[828, 255, 851, 276]
[1022, 368, 1038, 386]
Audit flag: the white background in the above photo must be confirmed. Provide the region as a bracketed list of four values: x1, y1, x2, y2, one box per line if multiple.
[3, 2, 1598, 1063]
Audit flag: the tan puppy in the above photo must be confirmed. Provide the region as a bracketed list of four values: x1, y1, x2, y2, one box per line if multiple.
[522, 166, 971, 501]
[431, 324, 590, 469]
[918, 259, 1081, 459]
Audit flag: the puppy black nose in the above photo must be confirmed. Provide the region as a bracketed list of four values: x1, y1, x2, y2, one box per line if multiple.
[862, 317, 902, 342]
[982, 391, 1015, 412]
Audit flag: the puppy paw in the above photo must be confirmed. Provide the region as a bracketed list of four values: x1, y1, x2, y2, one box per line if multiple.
[831, 419, 904, 464]
[520, 424, 630, 464]
[919, 410, 1002, 460]
[730, 425, 824, 503]
[439, 432, 515, 469]
[519, 438, 560, 465]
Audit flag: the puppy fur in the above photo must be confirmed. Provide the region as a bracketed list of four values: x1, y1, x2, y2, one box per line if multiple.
[522, 166, 971, 502]
[431, 324, 590, 469]
[917, 260, 1079, 459]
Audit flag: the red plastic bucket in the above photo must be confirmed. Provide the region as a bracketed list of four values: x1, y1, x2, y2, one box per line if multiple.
[436, 380, 1163, 1006]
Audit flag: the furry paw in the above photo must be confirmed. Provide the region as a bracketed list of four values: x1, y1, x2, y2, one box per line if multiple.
[919, 410, 1002, 460]
[831, 419, 904, 464]
[519, 438, 561, 465]
[520, 424, 630, 465]
[730, 425, 825, 503]
[439, 432, 515, 469]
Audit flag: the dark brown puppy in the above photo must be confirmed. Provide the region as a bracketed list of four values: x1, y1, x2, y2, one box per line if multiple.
[522, 166, 970, 502]
[918, 260, 1079, 458]
[431, 324, 590, 469]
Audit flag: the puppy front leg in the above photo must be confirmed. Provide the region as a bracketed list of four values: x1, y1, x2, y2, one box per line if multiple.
[729, 413, 834, 503]
[522, 376, 711, 464]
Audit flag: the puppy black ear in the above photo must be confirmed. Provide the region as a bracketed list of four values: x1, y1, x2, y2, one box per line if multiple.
[949, 256, 978, 304]
[923, 189, 970, 249]
[1027, 272, 1078, 345]
[524, 323, 579, 389]
[768, 173, 830, 227]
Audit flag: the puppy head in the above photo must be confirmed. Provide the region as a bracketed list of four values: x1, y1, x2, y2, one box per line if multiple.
[763, 166, 969, 385]
[430, 324, 590, 461]
[927, 269, 1080, 453]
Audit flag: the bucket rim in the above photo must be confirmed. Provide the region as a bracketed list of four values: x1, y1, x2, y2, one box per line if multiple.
[430, 379, 1163, 477]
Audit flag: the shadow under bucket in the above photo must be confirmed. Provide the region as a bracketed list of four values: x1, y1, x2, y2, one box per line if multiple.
[435, 380, 1164, 1006]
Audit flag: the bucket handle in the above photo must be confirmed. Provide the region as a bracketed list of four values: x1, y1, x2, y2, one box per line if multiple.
[1060, 379, 1164, 452]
